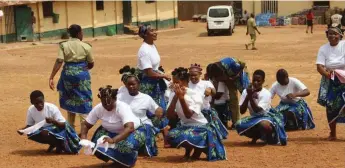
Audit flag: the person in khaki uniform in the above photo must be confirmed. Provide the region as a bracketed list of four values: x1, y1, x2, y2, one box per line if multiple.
[49, 24, 94, 131]
[245, 13, 261, 50]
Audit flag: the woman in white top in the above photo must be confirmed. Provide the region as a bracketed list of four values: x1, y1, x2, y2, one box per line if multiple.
[212, 80, 231, 128]
[316, 26, 345, 141]
[117, 69, 163, 156]
[270, 69, 315, 130]
[80, 86, 149, 168]
[137, 25, 170, 145]
[17, 90, 81, 154]
[236, 70, 287, 145]
[188, 63, 228, 139]
[167, 67, 226, 161]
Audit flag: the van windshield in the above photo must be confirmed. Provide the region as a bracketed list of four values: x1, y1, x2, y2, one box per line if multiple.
[209, 8, 229, 18]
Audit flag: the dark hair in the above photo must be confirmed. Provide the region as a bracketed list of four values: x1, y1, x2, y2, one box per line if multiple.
[250, 13, 255, 18]
[30, 90, 44, 102]
[206, 63, 224, 79]
[276, 69, 288, 79]
[172, 67, 189, 82]
[68, 24, 82, 38]
[98, 85, 118, 105]
[253, 69, 265, 80]
[119, 65, 139, 83]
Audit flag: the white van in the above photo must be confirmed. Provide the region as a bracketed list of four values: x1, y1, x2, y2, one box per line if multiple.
[207, 5, 235, 36]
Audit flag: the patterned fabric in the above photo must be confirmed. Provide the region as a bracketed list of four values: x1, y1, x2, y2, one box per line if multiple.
[57, 62, 92, 114]
[317, 76, 345, 123]
[28, 123, 81, 154]
[201, 108, 228, 139]
[220, 57, 250, 93]
[168, 124, 226, 161]
[138, 70, 169, 129]
[91, 125, 157, 167]
[235, 109, 287, 145]
[275, 99, 315, 130]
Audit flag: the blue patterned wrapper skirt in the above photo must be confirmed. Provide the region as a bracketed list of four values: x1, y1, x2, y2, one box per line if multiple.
[57, 62, 92, 114]
[28, 122, 81, 154]
[91, 124, 158, 167]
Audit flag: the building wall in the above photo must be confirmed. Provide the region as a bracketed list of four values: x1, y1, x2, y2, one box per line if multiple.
[132, 1, 178, 29]
[330, 1, 345, 9]
[277, 1, 312, 16]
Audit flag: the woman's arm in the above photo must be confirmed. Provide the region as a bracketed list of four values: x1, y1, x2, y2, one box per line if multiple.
[46, 117, 65, 129]
[240, 95, 250, 114]
[167, 95, 178, 120]
[144, 68, 170, 80]
[317, 64, 331, 78]
[103, 122, 135, 144]
[80, 121, 94, 139]
[49, 59, 63, 90]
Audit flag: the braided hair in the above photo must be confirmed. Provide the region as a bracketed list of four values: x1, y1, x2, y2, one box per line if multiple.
[171, 67, 189, 82]
[206, 63, 224, 79]
[119, 65, 139, 83]
[189, 63, 202, 73]
[97, 85, 118, 106]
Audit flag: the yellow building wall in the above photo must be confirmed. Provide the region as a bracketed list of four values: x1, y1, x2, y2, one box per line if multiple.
[277, 1, 313, 16]
[330, 1, 345, 9]
[136, 1, 157, 22]
[157, 1, 174, 21]
[94, 1, 116, 28]
[116, 1, 123, 25]
[67, 1, 93, 29]
[38, 1, 67, 33]
[242, 1, 254, 15]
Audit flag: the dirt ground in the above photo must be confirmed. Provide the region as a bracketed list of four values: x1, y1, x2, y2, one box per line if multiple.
[1, 21, 344, 168]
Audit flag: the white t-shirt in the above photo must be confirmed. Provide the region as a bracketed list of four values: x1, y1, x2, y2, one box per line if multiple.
[214, 81, 230, 104]
[118, 86, 128, 95]
[316, 40, 345, 70]
[26, 102, 66, 127]
[137, 42, 161, 71]
[270, 77, 307, 103]
[331, 14, 342, 25]
[117, 92, 159, 126]
[188, 80, 215, 110]
[86, 101, 140, 134]
[168, 88, 208, 126]
[239, 88, 272, 116]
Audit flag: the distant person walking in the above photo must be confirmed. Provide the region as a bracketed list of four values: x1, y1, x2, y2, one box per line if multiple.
[245, 13, 261, 50]
[306, 9, 314, 34]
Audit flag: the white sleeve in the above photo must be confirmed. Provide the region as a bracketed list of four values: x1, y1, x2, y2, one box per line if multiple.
[148, 97, 159, 112]
[86, 105, 100, 125]
[316, 46, 326, 65]
[258, 91, 272, 111]
[217, 82, 226, 93]
[52, 105, 66, 123]
[118, 103, 136, 126]
[269, 83, 277, 99]
[26, 108, 35, 126]
[292, 78, 307, 91]
[206, 80, 215, 89]
[138, 49, 152, 70]
[239, 89, 247, 106]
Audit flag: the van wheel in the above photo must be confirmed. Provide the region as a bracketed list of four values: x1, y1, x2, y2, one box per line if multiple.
[228, 27, 232, 36]
[208, 30, 213, 36]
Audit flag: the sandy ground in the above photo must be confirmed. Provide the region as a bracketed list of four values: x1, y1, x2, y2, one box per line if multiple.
[0, 21, 344, 168]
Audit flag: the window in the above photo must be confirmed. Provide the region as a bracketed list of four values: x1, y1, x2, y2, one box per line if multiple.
[209, 9, 229, 18]
[42, 1, 53, 17]
[261, 1, 278, 14]
[96, 0, 104, 11]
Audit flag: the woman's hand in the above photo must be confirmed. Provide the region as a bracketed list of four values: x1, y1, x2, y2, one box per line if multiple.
[163, 75, 171, 81]
[174, 84, 186, 99]
[49, 78, 55, 90]
[103, 137, 115, 144]
[205, 88, 212, 97]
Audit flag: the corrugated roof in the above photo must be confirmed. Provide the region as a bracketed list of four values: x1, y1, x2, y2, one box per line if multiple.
[0, 0, 46, 8]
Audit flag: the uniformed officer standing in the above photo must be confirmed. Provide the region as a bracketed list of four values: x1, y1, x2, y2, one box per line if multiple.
[49, 24, 94, 131]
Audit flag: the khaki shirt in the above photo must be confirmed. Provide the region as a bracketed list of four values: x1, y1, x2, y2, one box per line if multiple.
[247, 18, 256, 35]
[58, 38, 94, 63]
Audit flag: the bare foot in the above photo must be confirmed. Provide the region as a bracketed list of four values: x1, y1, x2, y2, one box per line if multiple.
[249, 138, 258, 144]
[46, 145, 55, 153]
[327, 135, 337, 141]
[252, 48, 258, 50]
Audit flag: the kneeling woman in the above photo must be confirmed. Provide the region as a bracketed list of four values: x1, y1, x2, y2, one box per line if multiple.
[17, 90, 81, 154]
[167, 67, 226, 161]
[80, 86, 151, 167]
[117, 69, 163, 156]
[270, 69, 315, 130]
[235, 70, 287, 145]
